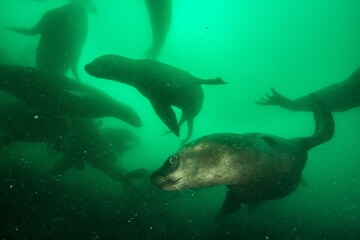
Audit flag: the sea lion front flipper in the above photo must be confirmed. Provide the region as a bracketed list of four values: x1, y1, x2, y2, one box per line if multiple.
[4, 9, 47, 36]
[150, 101, 180, 137]
[180, 118, 193, 145]
[215, 186, 242, 221]
[4, 26, 40, 36]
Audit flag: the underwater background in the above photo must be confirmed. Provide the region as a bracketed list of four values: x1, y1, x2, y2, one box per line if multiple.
[1, 0, 360, 239]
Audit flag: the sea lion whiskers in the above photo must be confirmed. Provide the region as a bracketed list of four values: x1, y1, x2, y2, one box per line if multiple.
[176, 187, 184, 195]
[184, 188, 196, 195]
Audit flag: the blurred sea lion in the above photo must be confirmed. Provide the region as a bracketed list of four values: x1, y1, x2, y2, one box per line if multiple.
[5, 1, 92, 80]
[144, 0, 172, 59]
[0, 65, 142, 127]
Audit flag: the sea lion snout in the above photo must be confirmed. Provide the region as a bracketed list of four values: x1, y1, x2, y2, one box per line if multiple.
[151, 173, 167, 188]
[151, 169, 182, 190]
[84, 62, 96, 75]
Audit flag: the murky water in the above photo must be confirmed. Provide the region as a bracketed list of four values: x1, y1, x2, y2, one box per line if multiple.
[1, 0, 360, 239]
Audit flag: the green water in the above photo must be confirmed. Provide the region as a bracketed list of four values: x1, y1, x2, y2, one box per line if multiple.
[1, 0, 360, 239]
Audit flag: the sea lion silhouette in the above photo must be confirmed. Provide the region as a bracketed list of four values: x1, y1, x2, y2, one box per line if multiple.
[0, 65, 142, 127]
[5, 1, 89, 80]
[144, 0, 172, 59]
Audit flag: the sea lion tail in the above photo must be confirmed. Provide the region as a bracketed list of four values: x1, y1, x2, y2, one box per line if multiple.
[300, 94, 334, 150]
[198, 78, 227, 85]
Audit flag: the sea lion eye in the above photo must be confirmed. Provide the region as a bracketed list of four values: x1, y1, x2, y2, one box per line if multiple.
[169, 155, 179, 165]
[169, 155, 179, 166]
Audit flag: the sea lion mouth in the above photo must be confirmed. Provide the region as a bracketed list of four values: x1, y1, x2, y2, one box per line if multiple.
[152, 176, 182, 189]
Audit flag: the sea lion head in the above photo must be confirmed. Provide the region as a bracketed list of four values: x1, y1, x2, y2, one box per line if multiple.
[85, 54, 133, 80]
[151, 135, 236, 191]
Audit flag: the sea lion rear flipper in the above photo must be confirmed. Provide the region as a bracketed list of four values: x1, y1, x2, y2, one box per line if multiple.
[215, 186, 242, 221]
[144, 0, 172, 59]
[150, 101, 180, 137]
[4, 26, 40, 36]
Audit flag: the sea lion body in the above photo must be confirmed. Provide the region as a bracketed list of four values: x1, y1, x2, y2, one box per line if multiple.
[151, 97, 334, 219]
[0, 65, 142, 127]
[85, 54, 226, 143]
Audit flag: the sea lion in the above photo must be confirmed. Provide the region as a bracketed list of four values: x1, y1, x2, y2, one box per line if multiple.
[85, 54, 227, 143]
[256, 66, 360, 112]
[5, 1, 88, 81]
[144, 0, 172, 59]
[0, 65, 142, 127]
[151, 96, 334, 219]
[53, 118, 147, 191]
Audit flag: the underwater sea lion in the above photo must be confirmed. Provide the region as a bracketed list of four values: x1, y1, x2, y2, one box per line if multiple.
[85, 54, 226, 143]
[0, 65, 142, 127]
[53, 118, 147, 191]
[144, 0, 172, 59]
[5, 1, 88, 81]
[256, 66, 360, 112]
[151, 96, 334, 219]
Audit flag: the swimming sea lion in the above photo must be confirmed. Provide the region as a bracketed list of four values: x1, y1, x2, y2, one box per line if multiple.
[0, 65, 142, 127]
[85, 54, 227, 143]
[5, 1, 88, 81]
[256, 66, 360, 112]
[151, 96, 334, 219]
[53, 118, 147, 192]
[144, 0, 172, 59]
